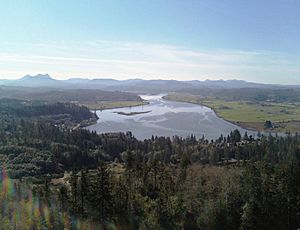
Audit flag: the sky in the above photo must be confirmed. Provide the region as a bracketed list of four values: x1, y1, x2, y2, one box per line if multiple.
[0, 0, 300, 84]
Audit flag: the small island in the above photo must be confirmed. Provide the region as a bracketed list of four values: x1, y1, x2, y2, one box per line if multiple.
[114, 110, 151, 116]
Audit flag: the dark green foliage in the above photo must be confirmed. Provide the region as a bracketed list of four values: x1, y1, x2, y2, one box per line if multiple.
[0, 86, 142, 103]
[1, 98, 300, 228]
[264, 120, 273, 129]
[240, 161, 300, 229]
[92, 163, 113, 220]
[184, 87, 300, 103]
[0, 98, 97, 129]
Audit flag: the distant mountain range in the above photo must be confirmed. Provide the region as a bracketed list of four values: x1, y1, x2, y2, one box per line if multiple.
[0, 74, 294, 93]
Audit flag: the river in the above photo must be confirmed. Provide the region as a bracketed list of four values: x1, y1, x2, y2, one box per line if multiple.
[86, 94, 258, 140]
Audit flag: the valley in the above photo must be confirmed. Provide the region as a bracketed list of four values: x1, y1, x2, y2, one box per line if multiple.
[164, 92, 300, 133]
[1, 74, 300, 229]
[2, 1, 300, 228]
[87, 94, 256, 140]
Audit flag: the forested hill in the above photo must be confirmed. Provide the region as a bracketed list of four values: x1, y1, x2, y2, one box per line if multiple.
[0, 98, 98, 129]
[0, 79, 300, 229]
[0, 96, 300, 228]
[0, 86, 142, 103]
[181, 87, 300, 103]
[0, 112, 300, 228]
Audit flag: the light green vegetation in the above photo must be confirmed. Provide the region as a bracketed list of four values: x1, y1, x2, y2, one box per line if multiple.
[81, 100, 149, 110]
[164, 93, 300, 133]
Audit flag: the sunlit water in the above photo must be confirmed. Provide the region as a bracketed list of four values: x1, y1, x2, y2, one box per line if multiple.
[86, 94, 258, 140]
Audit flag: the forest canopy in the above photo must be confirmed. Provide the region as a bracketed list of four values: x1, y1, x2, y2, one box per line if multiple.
[0, 97, 299, 229]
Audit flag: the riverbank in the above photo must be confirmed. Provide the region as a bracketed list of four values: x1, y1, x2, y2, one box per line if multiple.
[75, 101, 149, 128]
[163, 93, 300, 133]
[80, 100, 149, 110]
[86, 93, 256, 140]
[72, 117, 99, 130]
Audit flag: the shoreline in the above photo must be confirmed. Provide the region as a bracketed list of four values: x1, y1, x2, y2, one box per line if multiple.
[163, 95, 291, 134]
[81, 100, 150, 128]
[82, 100, 149, 111]
[73, 117, 99, 130]
[162, 95, 263, 133]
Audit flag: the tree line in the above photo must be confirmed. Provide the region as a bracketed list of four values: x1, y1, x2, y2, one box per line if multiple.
[0, 99, 299, 228]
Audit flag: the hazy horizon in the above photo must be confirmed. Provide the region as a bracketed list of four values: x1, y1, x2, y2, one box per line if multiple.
[0, 73, 298, 86]
[1, 1, 300, 84]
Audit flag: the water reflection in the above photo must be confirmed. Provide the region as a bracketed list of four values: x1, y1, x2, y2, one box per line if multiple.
[87, 94, 257, 140]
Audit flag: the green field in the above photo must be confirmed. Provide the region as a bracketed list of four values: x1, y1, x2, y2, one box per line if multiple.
[164, 93, 300, 133]
[81, 100, 149, 110]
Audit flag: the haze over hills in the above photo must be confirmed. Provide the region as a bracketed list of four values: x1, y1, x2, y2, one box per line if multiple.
[0, 74, 292, 93]
[1, 1, 300, 228]
[0, 74, 70, 88]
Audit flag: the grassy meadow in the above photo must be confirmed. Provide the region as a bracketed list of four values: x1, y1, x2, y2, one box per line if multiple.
[164, 93, 300, 133]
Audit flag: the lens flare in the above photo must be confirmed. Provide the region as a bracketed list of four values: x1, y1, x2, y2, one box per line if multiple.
[0, 167, 101, 229]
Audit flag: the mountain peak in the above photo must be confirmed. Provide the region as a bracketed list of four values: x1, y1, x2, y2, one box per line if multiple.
[21, 74, 52, 81]
[35, 73, 51, 79]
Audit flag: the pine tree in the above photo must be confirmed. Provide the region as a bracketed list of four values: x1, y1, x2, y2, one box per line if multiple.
[92, 162, 113, 220]
[70, 169, 79, 213]
[80, 169, 89, 217]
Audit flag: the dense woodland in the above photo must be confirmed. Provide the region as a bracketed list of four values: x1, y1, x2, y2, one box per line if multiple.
[0, 99, 300, 229]
[182, 87, 300, 103]
[0, 86, 142, 104]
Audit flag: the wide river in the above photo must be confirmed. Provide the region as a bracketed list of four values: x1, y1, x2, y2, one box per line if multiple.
[86, 94, 258, 140]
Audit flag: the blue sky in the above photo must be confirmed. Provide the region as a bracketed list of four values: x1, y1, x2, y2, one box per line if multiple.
[0, 0, 300, 84]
